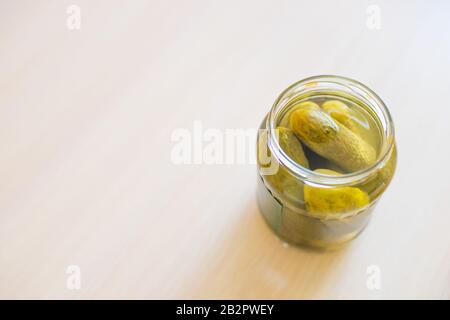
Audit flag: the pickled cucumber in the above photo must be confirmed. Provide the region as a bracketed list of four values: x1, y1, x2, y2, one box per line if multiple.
[290, 108, 377, 172]
[322, 100, 358, 132]
[277, 126, 309, 168]
[279, 101, 320, 128]
[304, 169, 370, 218]
[258, 127, 309, 203]
[361, 145, 397, 199]
[322, 99, 380, 153]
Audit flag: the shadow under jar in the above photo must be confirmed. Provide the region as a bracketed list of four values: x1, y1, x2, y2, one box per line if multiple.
[256, 75, 397, 250]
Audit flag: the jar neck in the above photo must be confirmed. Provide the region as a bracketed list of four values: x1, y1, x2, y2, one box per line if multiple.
[267, 75, 395, 187]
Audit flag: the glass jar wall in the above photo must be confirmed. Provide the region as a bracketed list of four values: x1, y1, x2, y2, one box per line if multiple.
[256, 75, 397, 250]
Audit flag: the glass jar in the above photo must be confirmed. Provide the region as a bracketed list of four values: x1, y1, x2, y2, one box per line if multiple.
[256, 75, 397, 250]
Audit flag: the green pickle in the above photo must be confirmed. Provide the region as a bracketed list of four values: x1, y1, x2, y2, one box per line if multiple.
[279, 101, 321, 128]
[258, 126, 309, 203]
[258, 92, 396, 250]
[277, 127, 309, 169]
[289, 107, 377, 172]
[304, 169, 370, 219]
[322, 100, 358, 132]
[321, 100, 397, 199]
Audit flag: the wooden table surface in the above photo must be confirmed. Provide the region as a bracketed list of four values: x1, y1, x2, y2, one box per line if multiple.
[1, 0, 449, 299]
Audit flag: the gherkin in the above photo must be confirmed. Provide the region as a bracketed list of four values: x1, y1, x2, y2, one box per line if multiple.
[279, 101, 320, 128]
[322, 100, 358, 132]
[290, 108, 377, 172]
[258, 127, 309, 203]
[320, 100, 396, 199]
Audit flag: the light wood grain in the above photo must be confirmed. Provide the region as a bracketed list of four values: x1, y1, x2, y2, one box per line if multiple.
[0, 0, 449, 299]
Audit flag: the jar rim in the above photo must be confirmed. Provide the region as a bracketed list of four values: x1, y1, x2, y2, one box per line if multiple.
[267, 75, 396, 187]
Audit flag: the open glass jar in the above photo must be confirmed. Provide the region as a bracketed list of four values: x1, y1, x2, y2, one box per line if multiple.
[256, 75, 397, 250]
